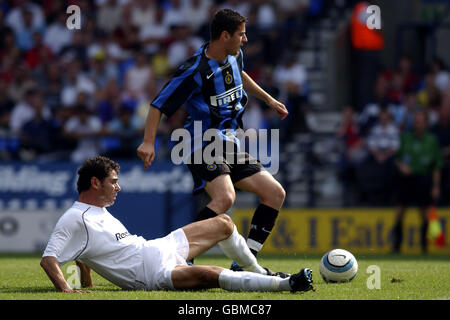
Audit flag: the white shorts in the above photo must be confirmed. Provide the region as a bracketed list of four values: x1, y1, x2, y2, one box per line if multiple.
[138, 228, 189, 290]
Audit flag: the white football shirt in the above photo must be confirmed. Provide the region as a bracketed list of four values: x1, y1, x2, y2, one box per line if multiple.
[43, 201, 147, 290]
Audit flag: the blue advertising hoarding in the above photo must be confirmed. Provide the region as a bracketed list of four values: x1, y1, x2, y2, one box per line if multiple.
[0, 161, 196, 252]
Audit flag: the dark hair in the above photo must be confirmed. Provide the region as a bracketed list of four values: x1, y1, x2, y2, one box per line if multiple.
[77, 156, 120, 194]
[210, 9, 247, 41]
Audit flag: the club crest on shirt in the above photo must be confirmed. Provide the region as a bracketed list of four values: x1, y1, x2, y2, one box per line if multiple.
[206, 164, 217, 171]
[225, 72, 233, 85]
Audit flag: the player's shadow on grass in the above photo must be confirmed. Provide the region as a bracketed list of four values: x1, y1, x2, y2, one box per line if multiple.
[0, 286, 58, 294]
[0, 284, 119, 294]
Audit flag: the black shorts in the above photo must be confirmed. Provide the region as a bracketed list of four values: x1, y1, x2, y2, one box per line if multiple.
[397, 174, 433, 207]
[186, 150, 264, 194]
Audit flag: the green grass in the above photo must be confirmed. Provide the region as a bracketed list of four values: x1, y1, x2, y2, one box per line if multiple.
[0, 254, 449, 300]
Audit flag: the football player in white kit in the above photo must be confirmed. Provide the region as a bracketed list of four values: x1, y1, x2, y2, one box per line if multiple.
[40, 156, 313, 293]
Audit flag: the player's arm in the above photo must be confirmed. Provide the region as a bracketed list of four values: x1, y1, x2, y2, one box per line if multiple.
[76, 261, 93, 288]
[40, 256, 85, 293]
[137, 106, 162, 169]
[241, 71, 288, 120]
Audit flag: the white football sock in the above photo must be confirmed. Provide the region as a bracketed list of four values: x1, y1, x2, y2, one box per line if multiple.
[218, 225, 267, 275]
[218, 269, 291, 292]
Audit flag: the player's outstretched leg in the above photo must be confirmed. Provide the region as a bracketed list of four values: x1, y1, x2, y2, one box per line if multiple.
[171, 265, 313, 293]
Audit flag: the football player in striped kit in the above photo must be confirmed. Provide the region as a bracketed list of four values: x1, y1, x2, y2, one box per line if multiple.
[137, 9, 289, 275]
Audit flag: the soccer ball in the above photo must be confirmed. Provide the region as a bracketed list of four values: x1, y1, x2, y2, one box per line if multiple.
[319, 249, 358, 283]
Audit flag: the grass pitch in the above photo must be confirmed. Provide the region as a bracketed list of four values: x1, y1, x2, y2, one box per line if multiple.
[0, 254, 449, 300]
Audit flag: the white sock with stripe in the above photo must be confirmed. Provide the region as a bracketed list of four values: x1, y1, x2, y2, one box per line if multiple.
[218, 225, 267, 275]
[218, 269, 291, 292]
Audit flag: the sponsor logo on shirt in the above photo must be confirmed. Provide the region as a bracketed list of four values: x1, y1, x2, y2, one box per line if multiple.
[115, 231, 130, 241]
[210, 85, 243, 107]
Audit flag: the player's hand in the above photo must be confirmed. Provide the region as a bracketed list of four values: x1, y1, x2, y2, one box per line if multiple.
[267, 99, 289, 120]
[137, 141, 155, 169]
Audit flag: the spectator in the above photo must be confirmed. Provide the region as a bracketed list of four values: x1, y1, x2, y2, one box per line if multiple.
[350, 1, 385, 110]
[337, 105, 367, 205]
[240, 6, 264, 73]
[218, 0, 251, 18]
[43, 12, 73, 55]
[417, 73, 442, 110]
[161, 0, 187, 29]
[59, 31, 89, 69]
[130, 0, 156, 30]
[5, 0, 45, 36]
[364, 107, 399, 203]
[242, 100, 264, 131]
[386, 72, 405, 106]
[273, 52, 309, 133]
[112, 6, 141, 52]
[138, 5, 170, 56]
[63, 105, 104, 163]
[183, 0, 212, 33]
[14, 8, 44, 51]
[255, 0, 277, 31]
[367, 107, 400, 164]
[431, 106, 450, 204]
[124, 51, 154, 101]
[19, 92, 59, 160]
[0, 27, 20, 65]
[39, 63, 62, 111]
[88, 48, 119, 89]
[60, 59, 96, 108]
[430, 57, 449, 93]
[24, 31, 54, 70]
[393, 109, 442, 254]
[390, 91, 421, 132]
[166, 24, 203, 70]
[397, 54, 420, 93]
[9, 88, 51, 134]
[97, 0, 124, 34]
[104, 105, 144, 158]
[358, 74, 390, 136]
[6, 62, 36, 103]
[96, 78, 122, 125]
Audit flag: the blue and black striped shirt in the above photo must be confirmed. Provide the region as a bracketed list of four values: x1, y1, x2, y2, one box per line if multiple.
[151, 43, 248, 155]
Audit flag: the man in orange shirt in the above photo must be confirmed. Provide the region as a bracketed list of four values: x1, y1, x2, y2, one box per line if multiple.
[350, 1, 385, 110]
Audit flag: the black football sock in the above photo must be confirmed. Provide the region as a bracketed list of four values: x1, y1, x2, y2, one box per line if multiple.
[246, 204, 279, 257]
[194, 206, 218, 222]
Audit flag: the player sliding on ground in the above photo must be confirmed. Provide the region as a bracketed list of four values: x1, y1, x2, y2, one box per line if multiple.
[40, 156, 313, 293]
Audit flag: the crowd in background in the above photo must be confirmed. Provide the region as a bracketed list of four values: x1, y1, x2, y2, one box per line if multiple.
[0, 0, 331, 163]
[337, 53, 450, 205]
[2, 0, 450, 208]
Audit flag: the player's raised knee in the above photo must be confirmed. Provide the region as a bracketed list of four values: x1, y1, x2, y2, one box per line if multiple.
[264, 184, 286, 208]
[277, 185, 286, 204]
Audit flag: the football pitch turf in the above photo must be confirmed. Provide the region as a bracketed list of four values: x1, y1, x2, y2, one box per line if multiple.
[0, 254, 449, 300]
